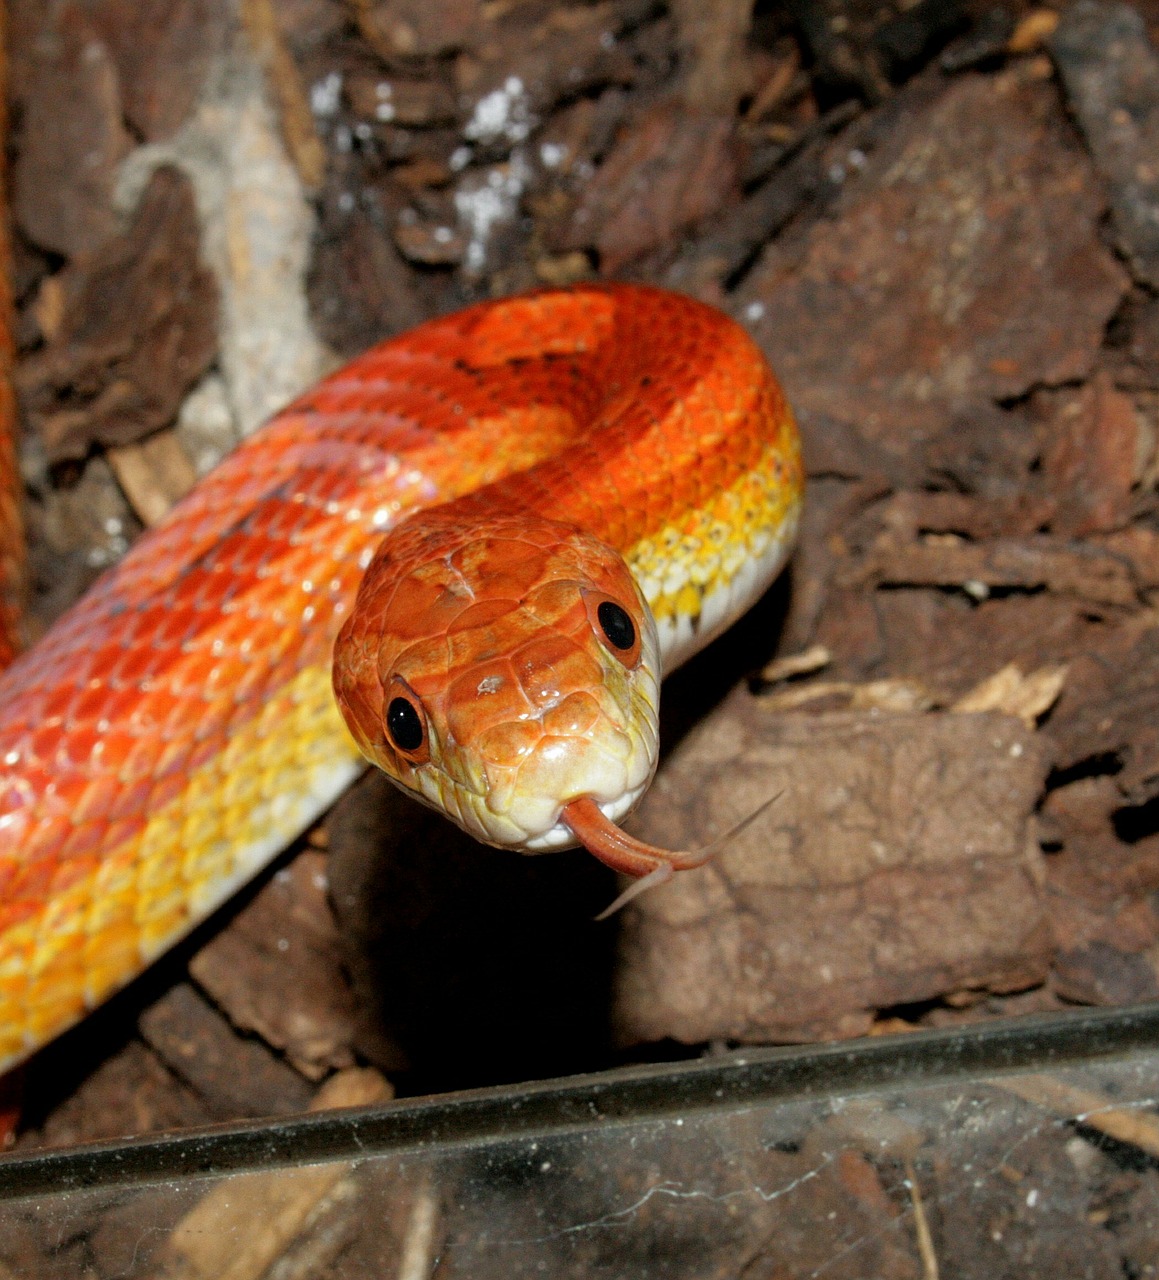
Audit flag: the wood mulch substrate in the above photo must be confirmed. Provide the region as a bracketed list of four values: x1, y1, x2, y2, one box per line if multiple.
[7, 0, 1159, 1272]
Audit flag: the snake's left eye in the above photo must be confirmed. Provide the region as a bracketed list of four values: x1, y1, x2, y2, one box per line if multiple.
[384, 677, 430, 763]
[584, 592, 642, 668]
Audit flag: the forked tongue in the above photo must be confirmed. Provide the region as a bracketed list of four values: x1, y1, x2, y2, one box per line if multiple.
[561, 795, 713, 919]
[561, 791, 784, 919]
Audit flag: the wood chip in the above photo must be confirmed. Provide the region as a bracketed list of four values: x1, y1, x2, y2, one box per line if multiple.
[849, 678, 936, 713]
[1050, 1, 1159, 288]
[16, 165, 218, 461]
[843, 535, 1140, 608]
[760, 643, 832, 683]
[157, 1070, 390, 1280]
[741, 71, 1128, 468]
[107, 430, 199, 527]
[138, 983, 314, 1119]
[671, 0, 754, 113]
[905, 1159, 940, 1280]
[188, 851, 360, 1081]
[555, 102, 741, 273]
[952, 663, 1069, 727]
[998, 1073, 1159, 1160]
[1037, 373, 1141, 536]
[616, 701, 1051, 1044]
[1008, 8, 1060, 54]
[12, 7, 131, 257]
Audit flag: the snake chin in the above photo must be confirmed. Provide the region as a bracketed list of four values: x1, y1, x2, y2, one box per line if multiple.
[519, 778, 653, 853]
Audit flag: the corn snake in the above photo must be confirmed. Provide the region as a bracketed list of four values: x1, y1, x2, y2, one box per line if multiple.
[0, 283, 802, 1073]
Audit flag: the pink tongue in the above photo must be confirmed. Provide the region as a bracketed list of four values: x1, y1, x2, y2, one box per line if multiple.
[560, 796, 714, 878]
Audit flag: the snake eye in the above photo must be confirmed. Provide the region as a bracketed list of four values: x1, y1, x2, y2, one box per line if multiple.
[384, 678, 430, 763]
[584, 592, 642, 668]
[597, 601, 635, 651]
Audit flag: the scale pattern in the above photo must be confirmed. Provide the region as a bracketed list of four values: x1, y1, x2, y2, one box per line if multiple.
[0, 284, 802, 1071]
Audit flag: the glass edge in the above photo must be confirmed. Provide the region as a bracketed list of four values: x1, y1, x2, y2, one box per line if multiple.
[2, 1000, 1158, 1200]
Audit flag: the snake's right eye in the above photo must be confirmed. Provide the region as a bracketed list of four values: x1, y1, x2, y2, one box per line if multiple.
[384, 679, 430, 763]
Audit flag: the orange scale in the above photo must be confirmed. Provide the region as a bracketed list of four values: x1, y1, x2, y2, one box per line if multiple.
[41, 770, 96, 814]
[0, 862, 20, 907]
[432, 617, 505, 678]
[523, 581, 588, 632]
[149, 602, 206, 652]
[95, 683, 159, 732]
[187, 727, 230, 775]
[84, 931, 144, 983]
[165, 648, 232, 698]
[26, 992, 88, 1043]
[103, 635, 169, 687]
[239, 572, 298, 619]
[468, 289, 617, 365]
[542, 691, 602, 739]
[0, 763, 51, 815]
[459, 541, 553, 601]
[126, 687, 186, 737]
[55, 819, 110, 865]
[123, 600, 177, 643]
[69, 770, 127, 826]
[190, 698, 235, 744]
[0, 973, 32, 1005]
[209, 608, 269, 655]
[37, 680, 85, 727]
[166, 689, 224, 742]
[385, 579, 473, 645]
[244, 500, 298, 544]
[168, 560, 219, 607]
[475, 718, 543, 769]
[258, 619, 304, 670]
[113, 732, 175, 785]
[55, 723, 105, 770]
[512, 633, 600, 705]
[393, 631, 451, 683]
[102, 778, 151, 829]
[9, 853, 63, 910]
[229, 655, 280, 709]
[27, 722, 73, 766]
[445, 660, 533, 740]
[84, 932, 143, 985]
[188, 583, 242, 631]
[157, 718, 201, 763]
[145, 770, 189, 813]
[0, 900, 38, 938]
[89, 632, 135, 674]
[231, 537, 293, 588]
[445, 601, 527, 660]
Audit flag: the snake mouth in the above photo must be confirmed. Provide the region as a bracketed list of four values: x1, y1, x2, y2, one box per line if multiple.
[560, 795, 713, 879]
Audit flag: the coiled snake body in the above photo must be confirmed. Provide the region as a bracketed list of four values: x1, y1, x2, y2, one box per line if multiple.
[0, 283, 801, 1072]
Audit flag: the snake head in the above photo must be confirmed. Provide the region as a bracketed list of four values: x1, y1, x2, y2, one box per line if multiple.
[333, 510, 661, 852]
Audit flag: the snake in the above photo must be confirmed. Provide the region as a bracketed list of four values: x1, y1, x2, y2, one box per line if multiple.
[0, 283, 802, 1075]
